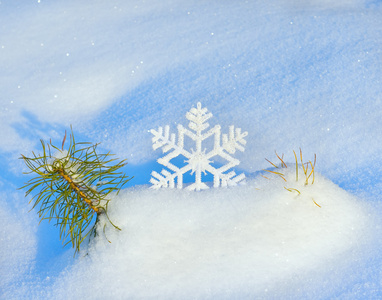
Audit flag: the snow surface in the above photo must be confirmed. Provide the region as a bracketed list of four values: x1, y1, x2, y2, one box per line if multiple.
[1, 0, 382, 299]
[0, 192, 37, 292]
[35, 170, 380, 299]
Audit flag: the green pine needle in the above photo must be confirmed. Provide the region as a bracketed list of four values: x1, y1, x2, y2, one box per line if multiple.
[20, 127, 132, 254]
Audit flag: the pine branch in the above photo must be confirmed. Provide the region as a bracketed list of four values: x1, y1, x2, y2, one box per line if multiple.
[20, 127, 132, 254]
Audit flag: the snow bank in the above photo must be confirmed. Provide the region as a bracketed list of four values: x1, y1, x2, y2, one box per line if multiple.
[82, 0, 382, 183]
[0, 192, 37, 298]
[2, 0, 382, 178]
[38, 169, 379, 299]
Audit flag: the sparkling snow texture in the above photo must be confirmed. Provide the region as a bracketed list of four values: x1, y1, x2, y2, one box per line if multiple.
[150, 102, 247, 190]
[1, 0, 382, 299]
[0, 193, 37, 292]
[39, 170, 377, 299]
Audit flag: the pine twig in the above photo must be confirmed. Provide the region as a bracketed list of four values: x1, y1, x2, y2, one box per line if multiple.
[20, 127, 132, 254]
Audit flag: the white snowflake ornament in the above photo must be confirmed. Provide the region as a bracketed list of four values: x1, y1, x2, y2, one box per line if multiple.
[150, 102, 248, 191]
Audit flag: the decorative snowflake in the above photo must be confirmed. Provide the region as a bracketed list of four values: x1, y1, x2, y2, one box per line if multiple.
[150, 102, 248, 191]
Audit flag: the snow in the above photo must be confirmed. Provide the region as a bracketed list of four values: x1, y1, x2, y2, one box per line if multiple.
[17, 171, 380, 299]
[1, 0, 382, 299]
[0, 192, 37, 294]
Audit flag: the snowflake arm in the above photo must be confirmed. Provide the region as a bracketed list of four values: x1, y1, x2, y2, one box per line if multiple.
[222, 126, 248, 154]
[186, 103, 212, 133]
[150, 169, 178, 189]
[150, 125, 178, 152]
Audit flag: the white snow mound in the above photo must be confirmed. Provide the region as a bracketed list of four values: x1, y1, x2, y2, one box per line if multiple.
[48, 169, 374, 299]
